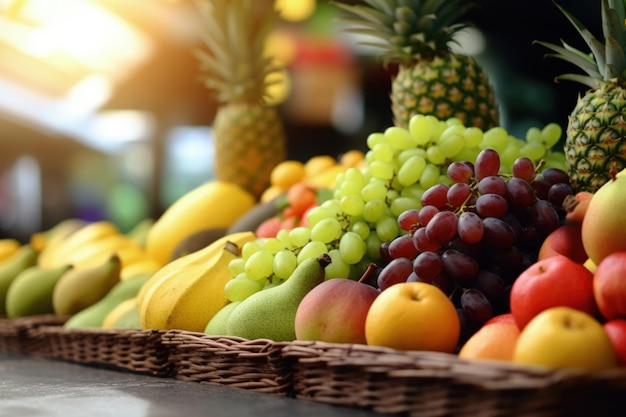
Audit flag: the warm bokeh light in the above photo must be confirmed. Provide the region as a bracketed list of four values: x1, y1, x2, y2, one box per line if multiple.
[276, 0, 316, 22]
[265, 67, 291, 106]
[266, 28, 298, 66]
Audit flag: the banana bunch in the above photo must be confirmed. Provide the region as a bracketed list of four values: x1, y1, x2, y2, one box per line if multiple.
[37, 220, 155, 278]
[139, 231, 256, 333]
[30, 218, 88, 253]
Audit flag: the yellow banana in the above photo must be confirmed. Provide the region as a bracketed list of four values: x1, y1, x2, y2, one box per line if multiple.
[64, 234, 147, 271]
[38, 221, 120, 269]
[61, 233, 128, 267]
[30, 218, 88, 253]
[120, 258, 161, 281]
[140, 240, 242, 332]
[136, 230, 256, 310]
[145, 181, 256, 266]
[0, 239, 21, 262]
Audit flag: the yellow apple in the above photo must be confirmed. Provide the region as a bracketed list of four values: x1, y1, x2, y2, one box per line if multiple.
[581, 173, 626, 265]
[513, 307, 617, 370]
[365, 282, 460, 353]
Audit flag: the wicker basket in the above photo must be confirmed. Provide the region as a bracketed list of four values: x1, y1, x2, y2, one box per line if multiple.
[0, 315, 67, 353]
[162, 330, 292, 395]
[30, 326, 174, 377]
[282, 340, 626, 417]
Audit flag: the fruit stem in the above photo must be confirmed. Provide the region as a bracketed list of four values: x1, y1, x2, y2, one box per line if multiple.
[562, 194, 578, 214]
[224, 241, 240, 256]
[358, 262, 378, 284]
[317, 253, 332, 269]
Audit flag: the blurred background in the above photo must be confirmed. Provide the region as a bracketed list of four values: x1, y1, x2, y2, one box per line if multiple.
[0, 0, 597, 241]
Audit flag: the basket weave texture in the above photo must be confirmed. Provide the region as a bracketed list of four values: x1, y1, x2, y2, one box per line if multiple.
[3, 317, 626, 416]
[30, 326, 173, 377]
[162, 330, 292, 395]
[0, 315, 67, 353]
[282, 340, 626, 417]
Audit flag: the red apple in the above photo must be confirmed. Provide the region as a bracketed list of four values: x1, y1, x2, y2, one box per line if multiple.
[484, 312, 517, 326]
[603, 319, 626, 367]
[593, 251, 626, 320]
[537, 223, 587, 264]
[510, 254, 599, 330]
[295, 278, 379, 344]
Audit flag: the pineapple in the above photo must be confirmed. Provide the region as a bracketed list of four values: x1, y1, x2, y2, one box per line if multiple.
[332, 0, 499, 130]
[535, 0, 626, 193]
[194, 0, 287, 199]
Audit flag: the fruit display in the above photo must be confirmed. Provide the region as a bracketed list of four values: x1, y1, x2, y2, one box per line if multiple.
[535, 0, 626, 193]
[4, 4, 626, 412]
[195, 0, 287, 199]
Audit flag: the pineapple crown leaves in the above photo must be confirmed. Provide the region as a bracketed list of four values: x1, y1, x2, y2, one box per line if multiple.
[534, 0, 626, 89]
[332, 0, 479, 65]
[194, 0, 282, 104]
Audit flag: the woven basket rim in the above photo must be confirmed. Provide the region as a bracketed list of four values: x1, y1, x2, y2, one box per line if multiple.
[283, 339, 626, 390]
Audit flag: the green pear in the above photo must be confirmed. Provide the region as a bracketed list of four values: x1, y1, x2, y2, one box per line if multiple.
[0, 244, 38, 316]
[227, 254, 331, 341]
[6, 264, 73, 318]
[64, 272, 152, 328]
[204, 301, 241, 335]
[52, 255, 122, 317]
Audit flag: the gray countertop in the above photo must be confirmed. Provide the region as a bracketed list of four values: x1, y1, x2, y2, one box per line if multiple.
[0, 354, 386, 417]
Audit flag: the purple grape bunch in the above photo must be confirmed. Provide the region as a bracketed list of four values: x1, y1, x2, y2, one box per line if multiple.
[377, 148, 572, 344]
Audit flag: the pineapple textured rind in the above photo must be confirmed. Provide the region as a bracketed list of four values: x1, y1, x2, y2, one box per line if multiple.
[536, 0, 626, 192]
[333, 0, 499, 130]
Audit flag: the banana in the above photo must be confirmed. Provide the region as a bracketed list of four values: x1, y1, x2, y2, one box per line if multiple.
[5, 264, 73, 318]
[120, 258, 161, 281]
[60, 233, 127, 266]
[0, 239, 21, 262]
[52, 254, 122, 316]
[30, 218, 87, 253]
[38, 220, 120, 269]
[63, 233, 147, 271]
[145, 180, 256, 266]
[136, 230, 256, 311]
[139, 239, 248, 332]
[0, 244, 38, 316]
